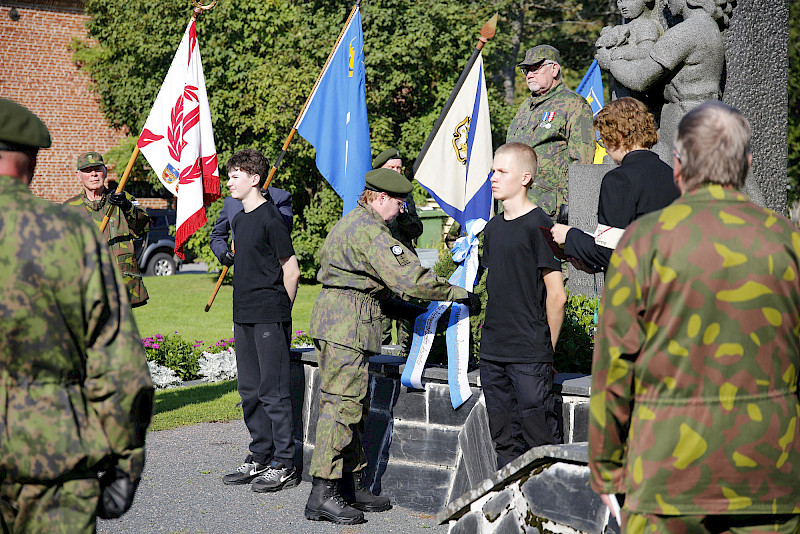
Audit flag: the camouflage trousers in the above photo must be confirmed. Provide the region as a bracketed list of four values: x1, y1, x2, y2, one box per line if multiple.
[1, 477, 100, 533]
[621, 511, 800, 534]
[309, 340, 370, 480]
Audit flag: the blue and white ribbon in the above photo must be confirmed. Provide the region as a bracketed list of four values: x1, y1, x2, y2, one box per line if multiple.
[401, 218, 486, 409]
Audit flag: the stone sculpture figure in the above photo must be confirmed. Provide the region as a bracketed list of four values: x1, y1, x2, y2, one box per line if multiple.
[596, 0, 735, 161]
[596, 0, 665, 61]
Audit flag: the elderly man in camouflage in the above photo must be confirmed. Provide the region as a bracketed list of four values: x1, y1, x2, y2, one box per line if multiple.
[506, 45, 595, 217]
[0, 99, 153, 532]
[304, 168, 476, 525]
[65, 151, 150, 307]
[589, 100, 800, 533]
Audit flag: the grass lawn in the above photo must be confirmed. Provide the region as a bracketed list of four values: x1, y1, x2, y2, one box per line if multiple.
[152, 380, 242, 431]
[133, 273, 321, 346]
[136, 274, 321, 431]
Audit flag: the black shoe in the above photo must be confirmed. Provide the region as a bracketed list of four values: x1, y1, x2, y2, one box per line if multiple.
[221, 455, 269, 485]
[304, 477, 366, 524]
[342, 471, 392, 512]
[252, 461, 299, 493]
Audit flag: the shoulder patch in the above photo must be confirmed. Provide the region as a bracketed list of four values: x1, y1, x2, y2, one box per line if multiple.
[391, 245, 410, 266]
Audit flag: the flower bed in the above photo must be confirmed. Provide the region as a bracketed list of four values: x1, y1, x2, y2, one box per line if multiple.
[143, 330, 315, 388]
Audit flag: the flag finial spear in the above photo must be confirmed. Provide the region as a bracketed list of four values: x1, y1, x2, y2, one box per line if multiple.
[191, 0, 218, 19]
[480, 14, 498, 42]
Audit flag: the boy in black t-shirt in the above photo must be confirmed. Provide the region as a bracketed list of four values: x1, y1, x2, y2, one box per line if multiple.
[479, 142, 567, 469]
[220, 149, 302, 493]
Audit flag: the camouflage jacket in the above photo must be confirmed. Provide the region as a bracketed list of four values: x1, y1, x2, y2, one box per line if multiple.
[506, 82, 594, 215]
[0, 175, 153, 483]
[388, 195, 423, 254]
[589, 185, 800, 515]
[311, 200, 469, 353]
[64, 190, 150, 306]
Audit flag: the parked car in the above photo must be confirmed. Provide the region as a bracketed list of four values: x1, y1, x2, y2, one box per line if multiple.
[134, 208, 179, 276]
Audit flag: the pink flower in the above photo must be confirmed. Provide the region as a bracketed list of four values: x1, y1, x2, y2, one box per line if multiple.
[152, 343, 160, 349]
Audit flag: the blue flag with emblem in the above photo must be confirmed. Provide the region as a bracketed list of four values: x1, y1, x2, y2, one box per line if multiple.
[295, 7, 371, 214]
[576, 59, 606, 163]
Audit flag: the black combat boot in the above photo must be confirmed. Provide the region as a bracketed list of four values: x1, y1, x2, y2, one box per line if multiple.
[304, 476, 366, 524]
[341, 470, 392, 512]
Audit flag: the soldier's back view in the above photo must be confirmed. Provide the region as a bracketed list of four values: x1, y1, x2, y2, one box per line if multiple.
[0, 98, 153, 532]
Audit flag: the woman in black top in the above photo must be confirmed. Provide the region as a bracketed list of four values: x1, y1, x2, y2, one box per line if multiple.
[551, 97, 680, 273]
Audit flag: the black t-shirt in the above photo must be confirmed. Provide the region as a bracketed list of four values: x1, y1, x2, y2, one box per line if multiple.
[479, 207, 562, 363]
[231, 201, 295, 324]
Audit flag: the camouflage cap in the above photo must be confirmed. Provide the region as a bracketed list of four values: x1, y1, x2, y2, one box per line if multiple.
[0, 98, 51, 150]
[518, 45, 561, 67]
[373, 148, 402, 169]
[77, 151, 105, 170]
[365, 168, 412, 196]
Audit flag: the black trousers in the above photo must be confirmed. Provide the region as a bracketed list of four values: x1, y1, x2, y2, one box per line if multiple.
[479, 359, 560, 469]
[234, 322, 295, 466]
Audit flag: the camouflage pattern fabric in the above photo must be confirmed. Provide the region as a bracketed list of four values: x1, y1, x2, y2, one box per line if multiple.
[0, 175, 153, 527]
[309, 200, 468, 479]
[310, 200, 468, 353]
[589, 185, 800, 516]
[506, 82, 594, 217]
[0, 478, 100, 534]
[309, 340, 370, 480]
[621, 509, 800, 534]
[64, 190, 150, 307]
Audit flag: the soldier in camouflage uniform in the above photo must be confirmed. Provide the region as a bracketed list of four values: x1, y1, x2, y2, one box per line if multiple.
[305, 168, 475, 525]
[589, 101, 800, 533]
[374, 148, 425, 356]
[0, 98, 153, 533]
[506, 45, 595, 217]
[64, 152, 150, 307]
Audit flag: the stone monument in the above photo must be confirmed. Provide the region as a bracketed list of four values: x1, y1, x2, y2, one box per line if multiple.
[568, 0, 788, 296]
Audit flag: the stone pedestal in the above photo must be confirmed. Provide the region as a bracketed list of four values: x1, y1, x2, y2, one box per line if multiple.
[565, 163, 614, 297]
[289, 348, 591, 515]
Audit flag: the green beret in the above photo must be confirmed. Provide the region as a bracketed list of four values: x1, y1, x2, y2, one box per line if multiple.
[0, 98, 51, 150]
[518, 45, 561, 67]
[77, 151, 105, 170]
[372, 148, 402, 170]
[365, 168, 412, 196]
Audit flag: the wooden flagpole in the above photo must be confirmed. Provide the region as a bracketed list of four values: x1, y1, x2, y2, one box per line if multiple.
[204, 0, 363, 312]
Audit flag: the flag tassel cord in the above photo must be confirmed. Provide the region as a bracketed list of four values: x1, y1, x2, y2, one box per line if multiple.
[206, 0, 363, 311]
[100, 0, 217, 234]
[412, 14, 497, 175]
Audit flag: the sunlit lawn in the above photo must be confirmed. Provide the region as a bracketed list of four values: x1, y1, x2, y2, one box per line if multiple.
[133, 271, 321, 431]
[132, 272, 321, 345]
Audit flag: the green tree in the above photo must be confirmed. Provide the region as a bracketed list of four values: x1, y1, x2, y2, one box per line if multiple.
[74, 0, 617, 279]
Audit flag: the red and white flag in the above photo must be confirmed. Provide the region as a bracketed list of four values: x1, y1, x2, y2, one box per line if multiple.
[137, 18, 220, 259]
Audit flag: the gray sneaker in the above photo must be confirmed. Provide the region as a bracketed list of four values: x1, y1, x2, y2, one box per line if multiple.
[252, 461, 299, 493]
[222, 455, 269, 485]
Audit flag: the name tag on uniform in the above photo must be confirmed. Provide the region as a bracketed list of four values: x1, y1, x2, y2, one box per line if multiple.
[391, 245, 410, 266]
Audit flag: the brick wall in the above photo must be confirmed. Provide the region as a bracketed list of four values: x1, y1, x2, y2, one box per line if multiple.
[1, 1, 136, 203]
